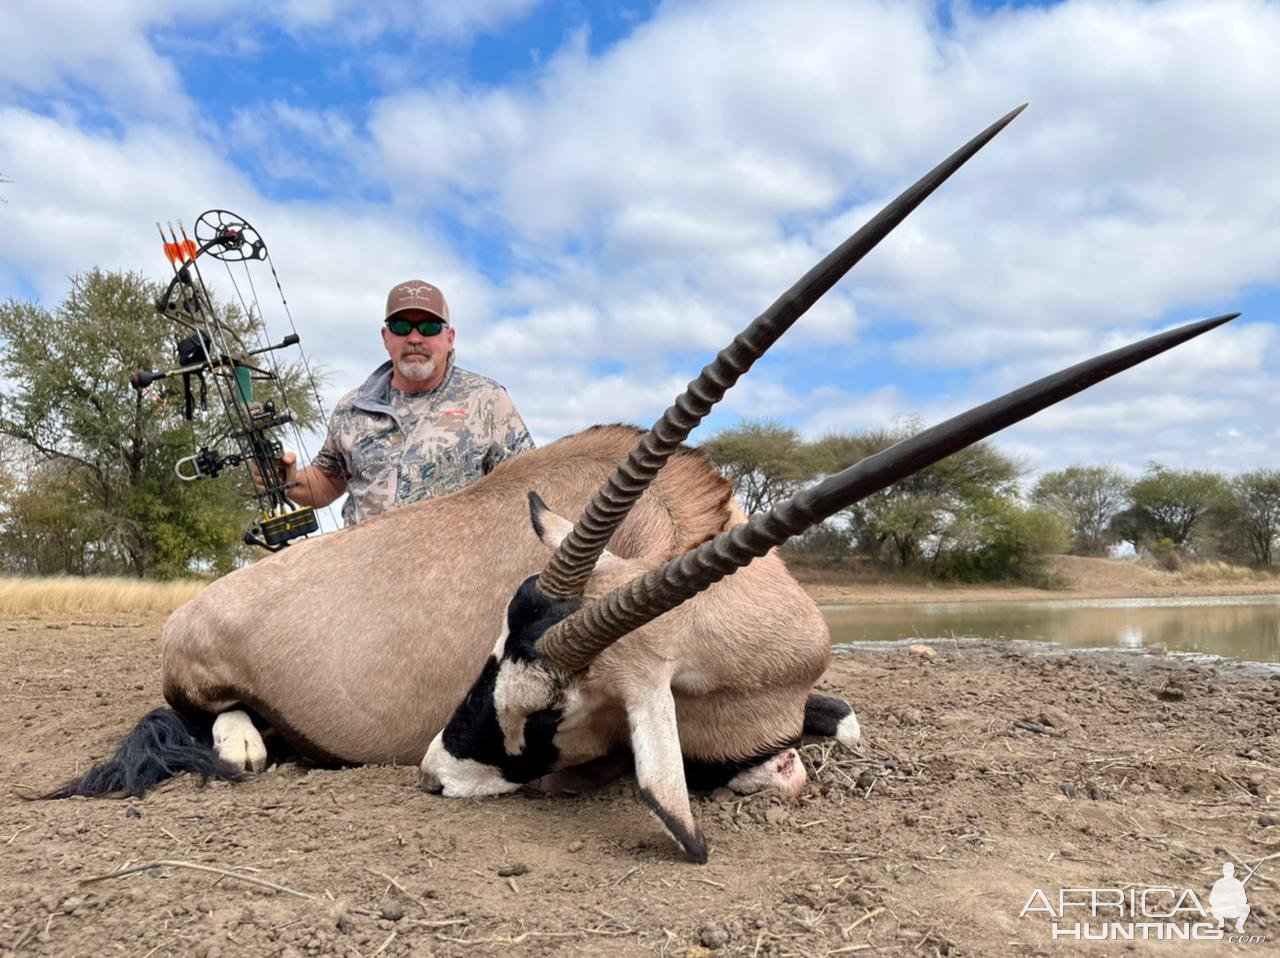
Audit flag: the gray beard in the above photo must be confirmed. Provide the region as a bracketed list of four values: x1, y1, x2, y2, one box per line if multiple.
[399, 356, 437, 381]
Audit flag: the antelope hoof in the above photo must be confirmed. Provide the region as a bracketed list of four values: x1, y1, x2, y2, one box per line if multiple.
[804, 693, 861, 750]
[212, 710, 268, 773]
[727, 747, 807, 798]
[836, 710, 862, 750]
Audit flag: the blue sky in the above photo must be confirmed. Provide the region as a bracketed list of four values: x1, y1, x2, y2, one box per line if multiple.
[2, 0, 1278, 502]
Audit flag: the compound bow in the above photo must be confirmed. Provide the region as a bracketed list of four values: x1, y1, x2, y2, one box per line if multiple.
[131, 209, 327, 551]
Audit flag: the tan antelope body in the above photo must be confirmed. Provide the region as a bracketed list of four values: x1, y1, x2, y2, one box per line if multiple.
[161, 425, 826, 769]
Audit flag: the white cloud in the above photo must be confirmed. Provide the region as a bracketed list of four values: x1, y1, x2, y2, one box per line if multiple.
[3, 0, 1280, 485]
[0, 0, 196, 121]
[228, 102, 360, 188]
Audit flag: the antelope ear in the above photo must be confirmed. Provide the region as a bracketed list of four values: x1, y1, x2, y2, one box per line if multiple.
[528, 491, 623, 566]
[626, 682, 707, 864]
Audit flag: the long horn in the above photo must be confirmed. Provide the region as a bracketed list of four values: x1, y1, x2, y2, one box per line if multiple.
[535, 103, 1029, 599]
[538, 312, 1239, 670]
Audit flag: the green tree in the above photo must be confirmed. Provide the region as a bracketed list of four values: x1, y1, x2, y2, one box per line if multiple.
[1126, 463, 1231, 554]
[812, 420, 1025, 570]
[0, 269, 323, 578]
[1220, 469, 1280, 566]
[935, 496, 1068, 582]
[1108, 506, 1144, 554]
[703, 420, 821, 514]
[0, 458, 108, 574]
[1030, 464, 1130, 556]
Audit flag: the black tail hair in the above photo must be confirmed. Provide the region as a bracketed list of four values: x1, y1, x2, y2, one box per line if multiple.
[37, 707, 241, 799]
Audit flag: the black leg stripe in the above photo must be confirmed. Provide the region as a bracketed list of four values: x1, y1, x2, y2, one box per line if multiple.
[640, 787, 708, 864]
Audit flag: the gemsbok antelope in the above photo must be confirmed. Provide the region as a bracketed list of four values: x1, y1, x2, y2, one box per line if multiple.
[43, 105, 1238, 863]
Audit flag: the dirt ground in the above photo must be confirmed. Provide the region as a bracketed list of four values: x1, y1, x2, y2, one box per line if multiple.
[2, 616, 1278, 957]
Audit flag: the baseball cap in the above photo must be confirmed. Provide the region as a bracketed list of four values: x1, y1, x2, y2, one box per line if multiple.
[385, 280, 450, 324]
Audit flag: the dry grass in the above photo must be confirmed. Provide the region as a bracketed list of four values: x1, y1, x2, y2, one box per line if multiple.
[0, 575, 205, 616]
[1178, 560, 1277, 583]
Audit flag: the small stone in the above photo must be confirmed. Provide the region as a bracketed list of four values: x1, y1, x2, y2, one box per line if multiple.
[699, 923, 730, 949]
[125, 807, 142, 819]
[568, 840, 584, 852]
[1258, 815, 1276, 828]
[710, 787, 734, 802]
[856, 771, 876, 792]
[328, 899, 352, 932]
[60, 896, 85, 914]
[1038, 706, 1072, 729]
[908, 644, 936, 660]
[379, 901, 405, 922]
[903, 814, 918, 827]
[497, 864, 529, 877]
[1061, 782, 1078, 799]
[900, 708, 923, 725]
[765, 806, 790, 826]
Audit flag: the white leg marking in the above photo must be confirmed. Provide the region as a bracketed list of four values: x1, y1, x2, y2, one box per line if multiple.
[836, 710, 862, 750]
[727, 747, 807, 798]
[628, 683, 706, 861]
[212, 710, 268, 773]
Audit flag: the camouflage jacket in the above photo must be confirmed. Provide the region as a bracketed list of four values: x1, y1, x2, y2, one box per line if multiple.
[312, 355, 534, 526]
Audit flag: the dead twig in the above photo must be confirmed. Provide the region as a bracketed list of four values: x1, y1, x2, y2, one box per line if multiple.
[842, 906, 884, 935]
[590, 905, 634, 934]
[1217, 772, 1256, 799]
[79, 860, 316, 901]
[364, 867, 434, 914]
[1013, 720, 1065, 739]
[370, 930, 396, 956]
[611, 865, 641, 888]
[9, 918, 38, 952]
[435, 930, 579, 946]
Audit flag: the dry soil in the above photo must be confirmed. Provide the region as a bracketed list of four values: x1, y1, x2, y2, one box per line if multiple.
[1, 616, 1278, 957]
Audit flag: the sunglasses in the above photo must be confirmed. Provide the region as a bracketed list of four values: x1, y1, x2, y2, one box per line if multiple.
[386, 317, 447, 337]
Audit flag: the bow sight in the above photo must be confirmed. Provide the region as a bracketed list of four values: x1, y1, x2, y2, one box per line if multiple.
[131, 209, 324, 551]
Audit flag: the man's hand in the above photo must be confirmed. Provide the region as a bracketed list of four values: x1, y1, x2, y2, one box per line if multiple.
[250, 451, 298, 494]
[249, 451, 346, 508]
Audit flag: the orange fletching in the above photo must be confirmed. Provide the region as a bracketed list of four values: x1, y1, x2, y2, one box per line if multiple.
[162, 239, 199, 264]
